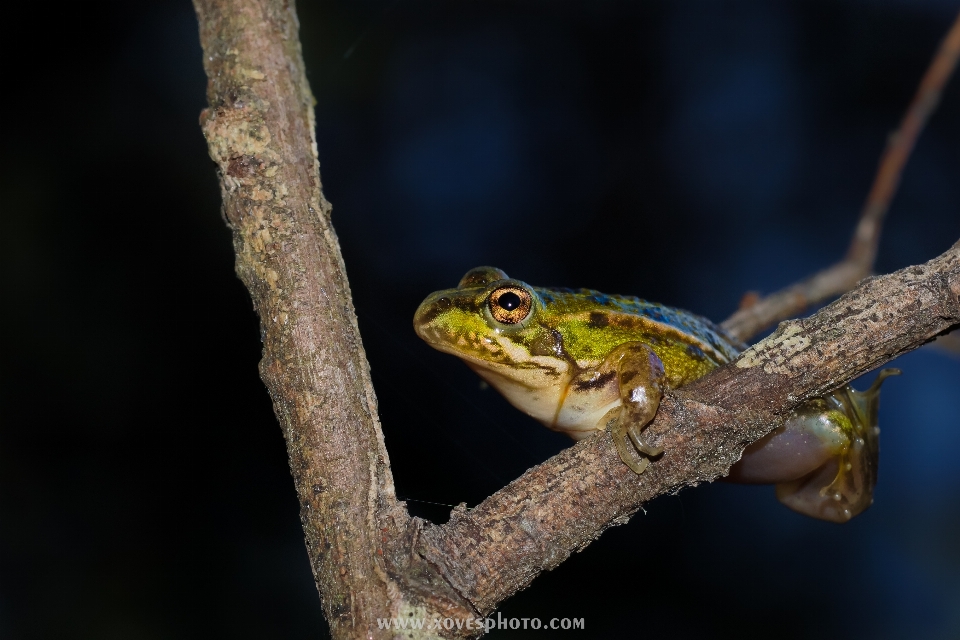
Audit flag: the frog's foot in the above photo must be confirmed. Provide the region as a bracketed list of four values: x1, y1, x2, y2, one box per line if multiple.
[728, 368, 898, 522]
[612, 421, 650, 474]
[627, 423, 663, 457]
[608, 342, 667, 475]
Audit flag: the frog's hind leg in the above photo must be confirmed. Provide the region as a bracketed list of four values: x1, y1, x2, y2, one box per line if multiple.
[729, 368, 898, 522]
[609, 343, 666, 474]
[777, 370, 898, 522]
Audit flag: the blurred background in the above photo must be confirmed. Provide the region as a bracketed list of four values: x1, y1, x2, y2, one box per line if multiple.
[3, 0, 960, 638]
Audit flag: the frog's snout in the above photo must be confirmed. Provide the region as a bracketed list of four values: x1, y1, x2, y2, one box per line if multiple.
[413, 292, 452, 339]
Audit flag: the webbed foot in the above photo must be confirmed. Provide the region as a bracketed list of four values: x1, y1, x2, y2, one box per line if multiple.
[730, 368, 899, 522]
[776, 369, 898, 522]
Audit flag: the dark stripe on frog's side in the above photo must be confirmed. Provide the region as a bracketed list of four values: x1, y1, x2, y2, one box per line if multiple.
[573, 370, 617, 391]
[511, 360, 567, 378]
[587, 312, 609, 328]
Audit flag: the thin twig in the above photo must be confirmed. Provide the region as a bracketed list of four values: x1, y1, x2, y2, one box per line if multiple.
[933, 330, 960, 357]
[722, 10, 960, 344]
[194, 2, 960, 637]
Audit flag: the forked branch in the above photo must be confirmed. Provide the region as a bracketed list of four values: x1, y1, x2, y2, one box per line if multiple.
[722, 9, 960, 343]
[415, 245, 960, 612]
[193, 1, 960, 638]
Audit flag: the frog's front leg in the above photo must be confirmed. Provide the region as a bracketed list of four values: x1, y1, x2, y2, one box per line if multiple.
[608, 343, 666, 475]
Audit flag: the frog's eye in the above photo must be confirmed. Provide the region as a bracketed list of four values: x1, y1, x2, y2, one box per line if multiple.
[488, 286, 533, 325]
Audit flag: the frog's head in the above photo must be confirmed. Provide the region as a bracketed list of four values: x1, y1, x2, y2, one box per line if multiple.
[414, 266, 573, 426]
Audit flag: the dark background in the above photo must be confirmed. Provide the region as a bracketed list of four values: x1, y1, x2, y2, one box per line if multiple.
[3, 0, 960, 638]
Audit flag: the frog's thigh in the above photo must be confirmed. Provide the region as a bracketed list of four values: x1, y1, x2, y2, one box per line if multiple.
[776, 386, 883, 522]
[613, 342, 666, 458]
[727, 403, 849, 485]
[729, 387, 882, 523]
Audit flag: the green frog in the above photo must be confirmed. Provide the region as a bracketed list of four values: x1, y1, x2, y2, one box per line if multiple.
[414, 266, 896, 523]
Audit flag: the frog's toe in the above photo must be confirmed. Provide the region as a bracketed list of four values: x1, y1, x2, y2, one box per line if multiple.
[622, 454, 650, 475]
[627, 423, 663, 457]
[776, 458, 862, 523]
[613, 427, 650, 474]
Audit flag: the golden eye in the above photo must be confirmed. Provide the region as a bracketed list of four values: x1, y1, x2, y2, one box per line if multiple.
[488, 286, 533, 325]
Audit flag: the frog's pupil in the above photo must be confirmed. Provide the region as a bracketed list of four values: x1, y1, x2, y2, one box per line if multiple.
[498, 291, 522, 310]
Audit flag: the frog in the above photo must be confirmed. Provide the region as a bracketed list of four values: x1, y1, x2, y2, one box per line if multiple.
[413, 266, 897, 523]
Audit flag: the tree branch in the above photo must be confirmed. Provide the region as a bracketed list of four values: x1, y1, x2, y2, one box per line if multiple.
[192, 1, 478, 637]
[417, 243, 960, 612]
[193, 1, 960, 638]
[721, 9, 960, 343]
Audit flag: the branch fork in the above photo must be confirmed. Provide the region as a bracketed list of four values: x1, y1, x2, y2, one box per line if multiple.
[192, 1, 960, 637]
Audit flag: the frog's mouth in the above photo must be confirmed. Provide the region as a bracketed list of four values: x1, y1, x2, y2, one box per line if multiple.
[417, 328, 566, 380]
[416, 329, 506, 366]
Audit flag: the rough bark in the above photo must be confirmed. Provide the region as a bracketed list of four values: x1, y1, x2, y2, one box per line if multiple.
[416, 244, 960, 612]
[193, 1, 475, 637]
[192, 1, 960, 638]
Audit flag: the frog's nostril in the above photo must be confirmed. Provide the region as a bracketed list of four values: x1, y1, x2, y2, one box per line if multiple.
[414, 295, 452, 328]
